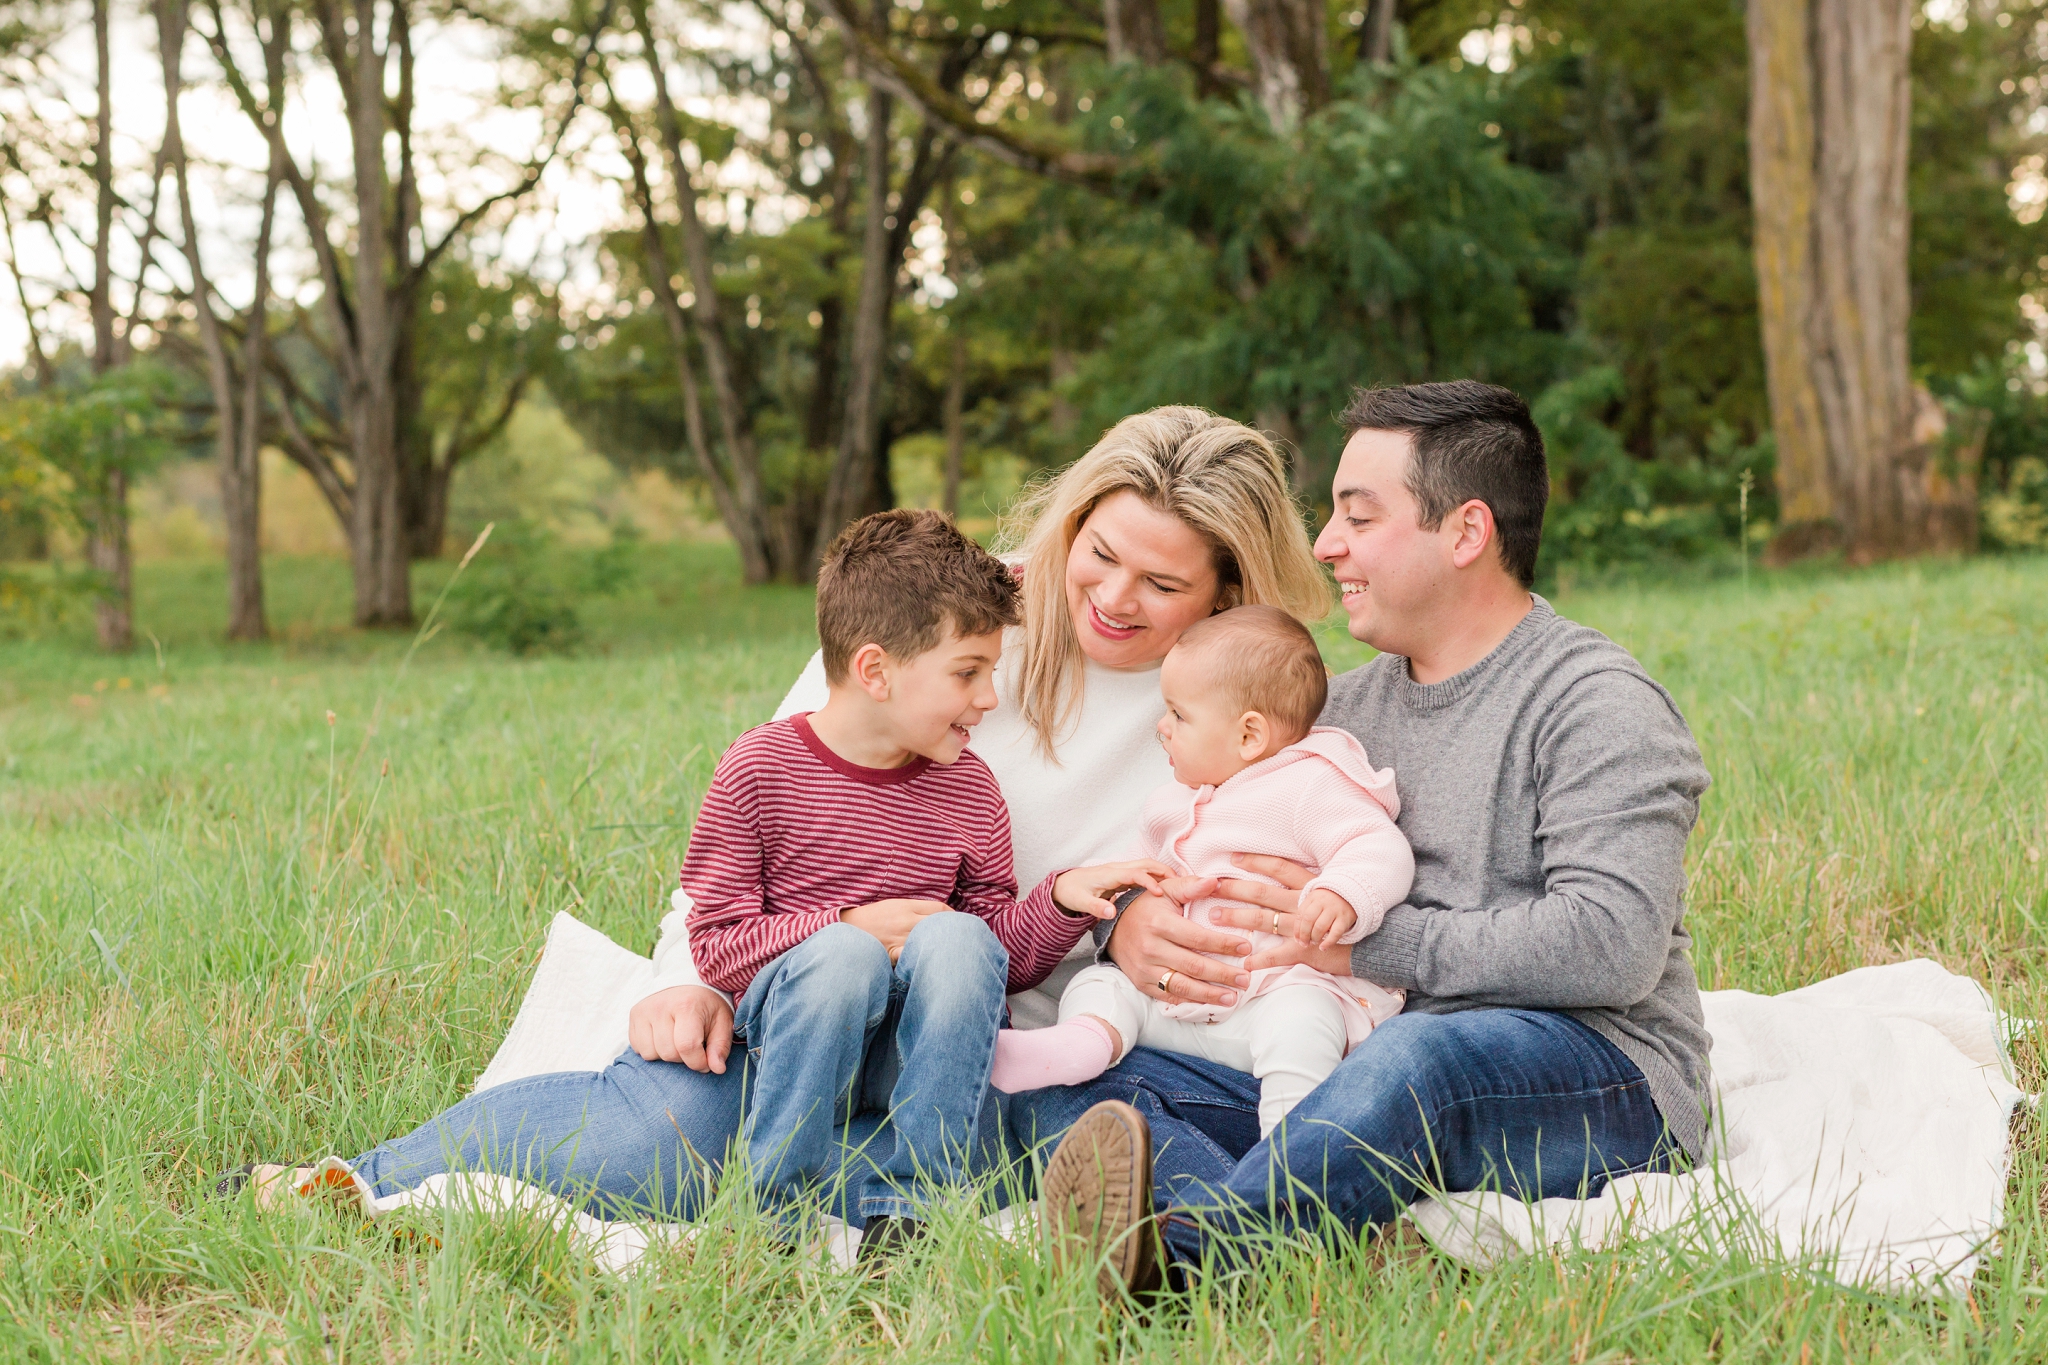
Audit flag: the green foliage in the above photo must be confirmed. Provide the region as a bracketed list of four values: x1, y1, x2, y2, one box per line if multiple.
[0, 420, 83, 632]
[2, 362, 182, 493]
[1028, 60, 1575, 491]
[1535, 366, 1776, 581]
[1935, 361, 2048, 551]
[0, 364, 183, 627]
[444, 520, 640, 656]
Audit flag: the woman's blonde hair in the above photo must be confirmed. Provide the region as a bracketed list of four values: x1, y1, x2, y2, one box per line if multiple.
[996, 406, 1330, 757]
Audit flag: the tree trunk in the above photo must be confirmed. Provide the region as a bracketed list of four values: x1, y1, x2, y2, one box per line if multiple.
[1361, 0, 1394, 64]
[942, 332, 966, 519]
[1260, 404, 1308, 496]
[1104, 0, 1166, 65]
[225, 149, 280, 641]
[88, 471, 132, 650]
[632, 1, 788, 575]
[88, 0, 131, 651]
[348, 0, 410, 625]
[1222, 0, 1328, 133]
[610, 90, 776, 582]
[1194, 0, 1222, 96]
[816, 82, 898, 558]
[1748, 0, 1969, 562]
[161, 0, 273, 640]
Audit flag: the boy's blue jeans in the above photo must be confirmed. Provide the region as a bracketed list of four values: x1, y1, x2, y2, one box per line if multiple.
[351, 911, 1008, 1226]
[732, 912, 1007, 1221]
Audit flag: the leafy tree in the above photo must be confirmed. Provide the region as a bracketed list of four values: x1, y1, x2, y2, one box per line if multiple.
[0, 363, 181, 634]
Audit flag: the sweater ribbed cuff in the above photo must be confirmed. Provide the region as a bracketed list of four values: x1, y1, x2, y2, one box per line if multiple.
[1348, 903, 1427, 991]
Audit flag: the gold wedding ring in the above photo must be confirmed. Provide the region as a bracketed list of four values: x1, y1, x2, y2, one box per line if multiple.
[1272, 912, 1281, 934]
[1157, 969, 1176, 995]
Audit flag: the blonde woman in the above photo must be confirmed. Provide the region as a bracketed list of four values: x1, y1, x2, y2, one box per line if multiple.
[276, 407, 1326, 1234]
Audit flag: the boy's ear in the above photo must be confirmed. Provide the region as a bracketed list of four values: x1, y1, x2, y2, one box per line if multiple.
[849, 642, 893, 701]
[1236, 710, 1270, 761]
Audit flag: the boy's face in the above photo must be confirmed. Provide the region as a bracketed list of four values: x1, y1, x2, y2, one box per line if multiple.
[1155, 646, 1264, 788]
[885, 628, 1006, 764]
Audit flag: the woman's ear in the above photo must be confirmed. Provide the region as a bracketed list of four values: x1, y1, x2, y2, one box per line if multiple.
[850, 642, 893, 701]
[1237, 710, 1270, 761]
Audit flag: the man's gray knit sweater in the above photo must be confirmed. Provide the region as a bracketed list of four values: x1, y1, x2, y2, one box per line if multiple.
[1324, 596, 1714, 1159]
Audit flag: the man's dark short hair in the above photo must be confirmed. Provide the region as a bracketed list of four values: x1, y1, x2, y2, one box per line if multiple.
[816, 509, 1022, 683]
[1338, 380, 1548, 587]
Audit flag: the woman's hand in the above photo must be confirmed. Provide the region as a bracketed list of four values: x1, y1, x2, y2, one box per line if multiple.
[1208, 854, 1351, 976]
[840, 898, 952, 960]
[1105, 876, 1251, 1007]
[628, 985, 735, 1073]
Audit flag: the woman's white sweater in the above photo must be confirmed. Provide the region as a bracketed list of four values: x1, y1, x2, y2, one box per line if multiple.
[642, 640, 1174, 1027]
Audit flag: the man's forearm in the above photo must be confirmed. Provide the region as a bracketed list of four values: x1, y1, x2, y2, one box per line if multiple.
[1349, 890, 1674, 1009]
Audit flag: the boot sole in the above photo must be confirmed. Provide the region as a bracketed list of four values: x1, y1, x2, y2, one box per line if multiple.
[1041, 1100, 1156, 1300]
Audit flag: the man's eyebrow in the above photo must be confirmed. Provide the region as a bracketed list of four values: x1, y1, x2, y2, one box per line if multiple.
[1334, 485, 1384, 506]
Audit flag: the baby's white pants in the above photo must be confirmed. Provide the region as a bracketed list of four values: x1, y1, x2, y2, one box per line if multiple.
[1058, 964, 1350, 1138]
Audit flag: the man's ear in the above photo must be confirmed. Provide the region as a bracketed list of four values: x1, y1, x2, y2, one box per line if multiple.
[849, 642, 893, 701]
[1446, 498, 1498, 571]
[1237, 710, 1271, 761]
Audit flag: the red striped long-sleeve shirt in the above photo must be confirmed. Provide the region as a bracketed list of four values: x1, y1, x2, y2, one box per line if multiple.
[682, 713, 1089, 998]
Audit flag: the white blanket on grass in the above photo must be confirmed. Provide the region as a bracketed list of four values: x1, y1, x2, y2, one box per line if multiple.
[341, 911, 2027, 1291]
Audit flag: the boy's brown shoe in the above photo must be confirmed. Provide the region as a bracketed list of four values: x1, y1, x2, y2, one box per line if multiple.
[1040, 1100, 1163, 1301]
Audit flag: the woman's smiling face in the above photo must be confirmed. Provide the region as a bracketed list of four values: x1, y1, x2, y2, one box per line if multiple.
[1064, 489, 1226, 669]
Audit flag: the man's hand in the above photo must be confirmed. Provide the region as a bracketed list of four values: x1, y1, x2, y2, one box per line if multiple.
[840, 898, 951, 960]
[628, 985, 735, 1073]
[1104, 876, 1251, 1007]
[1298, 887, 1357, 948]
[1052, 858, 1174, 918]
[1207, 853, 1348, 975]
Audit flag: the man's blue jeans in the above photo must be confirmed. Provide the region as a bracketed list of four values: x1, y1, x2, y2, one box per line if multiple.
[732, 913, 1007, 1220]
[1008, 1007, 1680, 1268]
[349, 912, 1007, 1225]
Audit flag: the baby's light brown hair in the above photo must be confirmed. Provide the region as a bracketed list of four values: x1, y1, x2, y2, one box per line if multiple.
[816, 509, 1021, 683]
[1172, 604, 1328, 743]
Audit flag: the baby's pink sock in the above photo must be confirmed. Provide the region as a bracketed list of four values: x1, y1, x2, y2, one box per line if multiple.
[989, 1016, 1118, 1093]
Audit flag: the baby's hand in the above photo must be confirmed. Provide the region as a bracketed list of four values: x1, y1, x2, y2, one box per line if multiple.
[1298, 888, 1357, 948]
[1053, 859, 1175, 919]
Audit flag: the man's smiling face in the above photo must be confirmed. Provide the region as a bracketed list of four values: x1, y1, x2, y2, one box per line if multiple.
[1313, 427, 1452, 655]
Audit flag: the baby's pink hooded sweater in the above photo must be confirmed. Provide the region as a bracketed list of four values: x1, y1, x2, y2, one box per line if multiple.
[1144, 726, 1414, 1047]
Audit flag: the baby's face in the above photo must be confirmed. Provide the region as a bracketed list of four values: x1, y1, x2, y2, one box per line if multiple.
[1156, 647, 1266, 788]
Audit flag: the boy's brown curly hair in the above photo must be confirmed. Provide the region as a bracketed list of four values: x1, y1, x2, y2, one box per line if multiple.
[816, 510, 1021, 682]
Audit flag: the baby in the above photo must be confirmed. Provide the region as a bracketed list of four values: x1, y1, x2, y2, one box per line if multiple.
[990, 605, 1412, 1136]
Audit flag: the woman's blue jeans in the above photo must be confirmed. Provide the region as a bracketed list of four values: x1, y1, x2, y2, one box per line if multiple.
[1007, 1007, 1682, 1269]
[349, 913, 1008, 1225]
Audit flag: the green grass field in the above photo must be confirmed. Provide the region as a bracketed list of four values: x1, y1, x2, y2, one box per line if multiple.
[3, 543, 2046, 1361]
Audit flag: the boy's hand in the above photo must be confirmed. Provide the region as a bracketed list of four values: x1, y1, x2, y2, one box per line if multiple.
[1053, 859, 1175, 919]
[1298, 887, 1357, 948]
[628, 985, 735, 1073]
[840, 898, 951, 960]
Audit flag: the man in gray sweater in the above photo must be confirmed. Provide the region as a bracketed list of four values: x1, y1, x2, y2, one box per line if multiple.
[1025, 380, 1713, 1297]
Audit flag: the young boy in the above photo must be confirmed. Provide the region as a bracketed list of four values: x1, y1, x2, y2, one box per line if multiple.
[682, 509, 1162, 1257]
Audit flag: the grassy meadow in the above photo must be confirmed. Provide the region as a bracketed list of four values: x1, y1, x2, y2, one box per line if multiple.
[2, 542, 2046, 1362]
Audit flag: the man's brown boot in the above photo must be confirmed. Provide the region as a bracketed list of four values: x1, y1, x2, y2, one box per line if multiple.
[1040, 1100, 1163, 1301]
